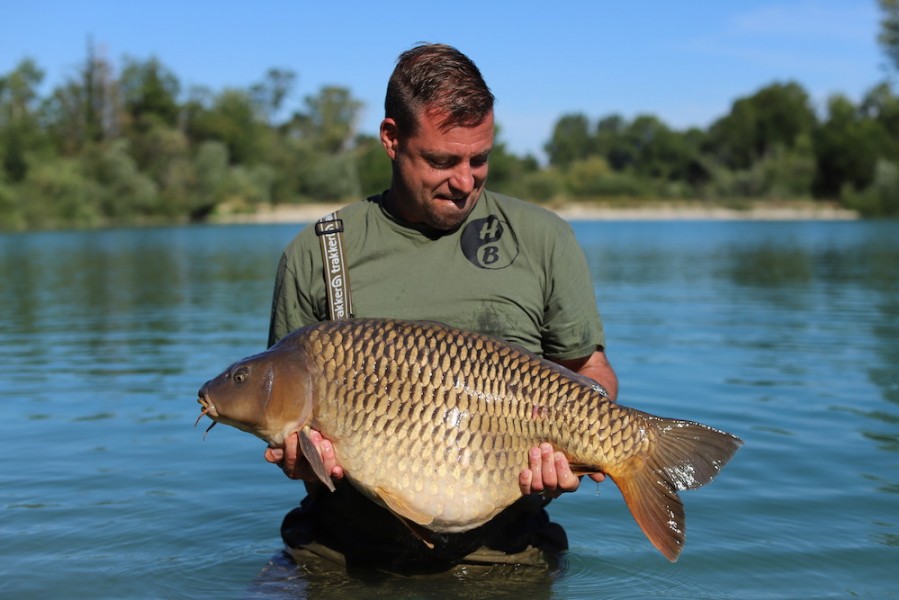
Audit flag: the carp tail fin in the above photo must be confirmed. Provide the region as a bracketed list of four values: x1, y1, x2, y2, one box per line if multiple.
[606, 414, 742, 562]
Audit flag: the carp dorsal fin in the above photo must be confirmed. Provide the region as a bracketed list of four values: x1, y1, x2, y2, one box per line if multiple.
[298, 427, 336, 492]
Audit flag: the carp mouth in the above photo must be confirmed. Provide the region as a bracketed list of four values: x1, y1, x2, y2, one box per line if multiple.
[195, 391, 219, 437]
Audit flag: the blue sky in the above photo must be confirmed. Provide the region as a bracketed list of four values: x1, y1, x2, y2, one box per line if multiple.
[1, 1, 887, 160]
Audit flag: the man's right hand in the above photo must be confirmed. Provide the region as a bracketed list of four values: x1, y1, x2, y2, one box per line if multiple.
[264, 429, 344, 483]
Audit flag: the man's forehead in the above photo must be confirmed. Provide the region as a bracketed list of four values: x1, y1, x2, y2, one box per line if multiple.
[417, 107, 494, 133]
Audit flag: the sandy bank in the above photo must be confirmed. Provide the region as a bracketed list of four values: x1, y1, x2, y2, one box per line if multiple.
[210, 201, 858, 225]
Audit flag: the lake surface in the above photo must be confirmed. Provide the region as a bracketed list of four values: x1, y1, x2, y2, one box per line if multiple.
[1, 219, 897, 599]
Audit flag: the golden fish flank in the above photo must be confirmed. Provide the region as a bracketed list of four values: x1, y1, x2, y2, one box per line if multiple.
[196, 318, 742, 562]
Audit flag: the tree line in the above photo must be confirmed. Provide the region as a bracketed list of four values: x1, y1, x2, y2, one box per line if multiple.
[2, 5, 899, 230]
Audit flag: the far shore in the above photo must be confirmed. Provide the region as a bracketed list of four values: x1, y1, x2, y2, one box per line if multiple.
[209, 200, 859, 225]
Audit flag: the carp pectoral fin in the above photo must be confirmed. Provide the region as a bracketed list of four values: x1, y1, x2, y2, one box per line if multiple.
[298, 427, 335, 492]
[375, 487, 438, 549]
[375, 487, 434, 526]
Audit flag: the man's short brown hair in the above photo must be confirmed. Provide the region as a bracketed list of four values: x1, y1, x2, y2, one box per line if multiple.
[385, 43, 495, 134]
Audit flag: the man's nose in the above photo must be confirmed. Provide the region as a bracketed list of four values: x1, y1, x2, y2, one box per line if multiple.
[448, 163, 475, 194]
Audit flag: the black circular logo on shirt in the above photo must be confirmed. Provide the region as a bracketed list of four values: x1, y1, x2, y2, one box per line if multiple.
[460, 215, 519, 269]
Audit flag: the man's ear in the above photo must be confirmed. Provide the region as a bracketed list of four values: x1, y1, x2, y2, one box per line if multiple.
[380, 118, 399, 160]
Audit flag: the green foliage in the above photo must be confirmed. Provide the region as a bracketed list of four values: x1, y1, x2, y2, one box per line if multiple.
[353, 135, 392, 195]
[251, 68, 297, 125]
[85, 139, 158, 217]
[510, 169, 563, 203]
[565, 156, 648, 198]
[188, 89, 265, 165]
[879, 0, 899, 75]
[544, 113, 593, 169]
[707, 82, 816, 170]
[120, 56, 180, 134]
[295, 86, 363, 154]
[3, 38, 899, 229]
[0, 177, 24, 229]
[813, 94, 886, 197]
[20, 157, 103, 228]
[486, 124, 540, 196]
[843, 159, 899, 216]
[297, 152, 362, 202]
[0, 59, 45, 182]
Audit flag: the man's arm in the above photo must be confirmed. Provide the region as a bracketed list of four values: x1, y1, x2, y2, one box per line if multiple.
[556, 348, 618, 401]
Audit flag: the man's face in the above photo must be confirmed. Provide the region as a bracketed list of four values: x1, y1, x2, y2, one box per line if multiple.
[380, 109, 494, 231]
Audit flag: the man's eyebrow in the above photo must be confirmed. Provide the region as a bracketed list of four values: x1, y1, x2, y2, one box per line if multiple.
[423, 148, 492, 161]
[422, 151, 460, 167]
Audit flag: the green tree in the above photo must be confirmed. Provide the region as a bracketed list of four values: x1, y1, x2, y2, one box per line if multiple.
[594, 114, 628, 170]
[545, 113, 594, 169]
[42, 46, 119, 156]
[251, 68, 297, 125]
[295, 86, 363, 154]
[564, 155, 647, 198]
[119, 57, 180, 132]
[485, 124, 539, 196]
[879, 0, 899, 74]
[0, 59, 45, 182]
[21, 157, 102, 227]
[860, 83, 899, 160]
[83, 139, 158, 218]
[707, 82, 816, 170]
[813, 94, 885, 198]
[189, 88, 266, 165]
[353, 134, 392, 196]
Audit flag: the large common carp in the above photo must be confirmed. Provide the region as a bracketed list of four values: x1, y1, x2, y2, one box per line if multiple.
[197, 318, 741, 562]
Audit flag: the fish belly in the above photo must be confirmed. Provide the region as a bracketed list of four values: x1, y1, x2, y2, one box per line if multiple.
[322, 409, 541, 532]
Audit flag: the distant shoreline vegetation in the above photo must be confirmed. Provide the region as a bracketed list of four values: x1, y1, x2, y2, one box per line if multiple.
[1, 43, 898, 231]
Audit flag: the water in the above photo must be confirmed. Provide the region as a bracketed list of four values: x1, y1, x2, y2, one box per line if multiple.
[1, 220, 896, 599]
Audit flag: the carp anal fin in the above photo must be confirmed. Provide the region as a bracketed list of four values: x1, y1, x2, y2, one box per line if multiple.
[298, 427, 336, 492]
[567, 461, 603, 477]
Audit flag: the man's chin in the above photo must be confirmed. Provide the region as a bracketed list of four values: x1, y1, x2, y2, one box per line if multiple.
[429, 201, 476, 230]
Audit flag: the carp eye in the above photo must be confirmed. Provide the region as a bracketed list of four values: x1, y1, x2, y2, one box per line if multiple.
[232, 366, 250, 384]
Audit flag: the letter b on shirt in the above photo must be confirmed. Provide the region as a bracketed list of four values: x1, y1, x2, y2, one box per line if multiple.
[460, 215, 519, 270]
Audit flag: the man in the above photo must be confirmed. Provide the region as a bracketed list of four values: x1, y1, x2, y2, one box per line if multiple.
[264, 43, 617, 573]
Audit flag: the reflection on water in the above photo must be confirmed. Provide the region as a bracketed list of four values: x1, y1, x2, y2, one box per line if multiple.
[1, 220, 898, 598]
[246, 551, 558, 600]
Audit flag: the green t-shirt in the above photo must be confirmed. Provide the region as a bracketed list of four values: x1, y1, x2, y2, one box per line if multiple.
[268, 190, 606, 360]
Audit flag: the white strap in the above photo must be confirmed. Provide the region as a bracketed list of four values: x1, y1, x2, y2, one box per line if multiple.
[314, 212, 353, 320]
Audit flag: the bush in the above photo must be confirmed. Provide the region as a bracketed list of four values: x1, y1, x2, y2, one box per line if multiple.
[565, 156, 647, 198]
[496, 168, 562, 203]
[0, 179, 25, 230]
[20, 158, 102, 227]
[299, 152, 361, 201]
[843, 159, 899, 216]
[87, 140, 159, 218]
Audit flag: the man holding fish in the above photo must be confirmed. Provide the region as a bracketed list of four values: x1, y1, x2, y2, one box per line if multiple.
[264, 42, 618, 571]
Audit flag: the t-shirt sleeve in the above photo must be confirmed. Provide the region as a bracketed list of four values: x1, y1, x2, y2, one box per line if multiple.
[267, 235, 322, 347]
[540, 223, 606, 361]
